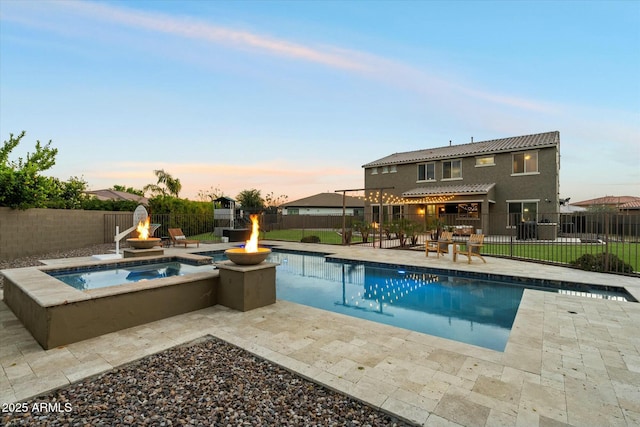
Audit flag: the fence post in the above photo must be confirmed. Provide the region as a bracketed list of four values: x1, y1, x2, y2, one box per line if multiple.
[604, 212, 610, 271]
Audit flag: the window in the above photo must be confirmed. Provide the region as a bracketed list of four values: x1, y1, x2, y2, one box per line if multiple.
[476, 156, 495, 167]
[417, 163, 435, 181]
[512, 151, 538, 174]
[442, 159, 462, 180]
[371, 167, 378, 175]
[457, 203, 479, 219]
[382, 166, 389, 174]
[390, 165, 397, 173]
[392, 205, 402, 220]
[507, 201, 537, 226]
[372, 205, 389, 223]
[288, 208, 299, 215]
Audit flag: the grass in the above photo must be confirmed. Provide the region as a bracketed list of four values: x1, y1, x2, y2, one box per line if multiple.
[190, 232, 221, 242]
[189, 228, 639, 272]
[190, 230, 362, 245]
[484, 242, 639, 271]
[262, 229, 362, 245]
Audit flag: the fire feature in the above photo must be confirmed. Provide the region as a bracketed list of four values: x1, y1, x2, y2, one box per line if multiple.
[127, 216, 161, 249]
[225, 215, 271, 265]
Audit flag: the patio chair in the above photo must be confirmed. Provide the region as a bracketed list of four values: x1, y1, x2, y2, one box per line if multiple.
[425, 231, 453, 258]
[168, 228, 200, 248]
[453, 234, 486, 264]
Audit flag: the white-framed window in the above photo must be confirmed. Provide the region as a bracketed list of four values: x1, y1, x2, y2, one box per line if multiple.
[371, 167, 378, 175]
[382, 166, 389, 174]
[442, 159, 462, 180]
[390, 165, 397, 173]
[417, 162, 435, 181]
[512, 151, 538, 174]
[475, 155, 495, 167]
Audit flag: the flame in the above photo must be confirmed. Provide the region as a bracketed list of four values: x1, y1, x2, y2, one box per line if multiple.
[136, 217, 151, 240]
[245, 214, 260, 252]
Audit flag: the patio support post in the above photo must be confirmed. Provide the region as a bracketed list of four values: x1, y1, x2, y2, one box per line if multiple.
[379, 190, 383, 248]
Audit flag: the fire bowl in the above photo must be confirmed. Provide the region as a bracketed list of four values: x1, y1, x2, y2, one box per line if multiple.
[127, 238, 161, 249]
[225, 247, 271, 265]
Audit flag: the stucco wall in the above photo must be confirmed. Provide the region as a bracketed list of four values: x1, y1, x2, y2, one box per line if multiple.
[363, 145, 560, 235]
[0, 208, 112, 260]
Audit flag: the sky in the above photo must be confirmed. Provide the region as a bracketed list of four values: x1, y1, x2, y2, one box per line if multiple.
[1, 0, 639, 204]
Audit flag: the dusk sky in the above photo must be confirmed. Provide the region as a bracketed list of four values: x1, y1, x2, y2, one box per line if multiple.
[1, 0, 638, 203]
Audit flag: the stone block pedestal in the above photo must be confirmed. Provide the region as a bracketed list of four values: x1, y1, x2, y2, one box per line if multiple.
[216, 262, 277, 311]
[123, 248, 164, 258]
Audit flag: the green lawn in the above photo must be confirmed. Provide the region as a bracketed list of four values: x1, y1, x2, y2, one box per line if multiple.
[190, 232, 221, 242]
[191, 229, 639, 272]
[262, 229, 362, 245]
[191, 229, 362, 245]
[484, 242, 639, 271]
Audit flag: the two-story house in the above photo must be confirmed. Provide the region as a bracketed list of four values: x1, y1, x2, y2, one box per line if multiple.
[362, 131, 560, 236]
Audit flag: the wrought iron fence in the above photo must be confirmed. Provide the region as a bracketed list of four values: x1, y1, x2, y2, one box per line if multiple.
[103, 212, 217, 243]
[103, 210, 640, 276]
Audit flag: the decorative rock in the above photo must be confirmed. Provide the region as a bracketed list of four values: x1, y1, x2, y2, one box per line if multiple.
[1, 336, 409, 426]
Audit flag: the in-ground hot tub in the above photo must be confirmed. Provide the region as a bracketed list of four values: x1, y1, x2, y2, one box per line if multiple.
[2, 254, 219, 349]
[2, 253, 278, 350]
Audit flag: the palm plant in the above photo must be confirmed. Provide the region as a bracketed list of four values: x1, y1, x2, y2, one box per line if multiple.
[144, 169, 182, 198]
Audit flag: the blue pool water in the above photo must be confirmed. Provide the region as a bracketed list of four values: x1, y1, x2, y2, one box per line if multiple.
[205, 249, 631, 351]
[47, 249, 632, 352]
[49, 261, 213, 290]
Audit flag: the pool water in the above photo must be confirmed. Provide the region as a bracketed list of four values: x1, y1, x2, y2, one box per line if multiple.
[207, 250, 630, 351]
[270, 252, 521, 351]
[50, 261, 213, 291]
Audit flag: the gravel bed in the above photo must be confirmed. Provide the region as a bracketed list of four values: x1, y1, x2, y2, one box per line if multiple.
[1, 245, 414, 426]
[2, 337, 411, 426]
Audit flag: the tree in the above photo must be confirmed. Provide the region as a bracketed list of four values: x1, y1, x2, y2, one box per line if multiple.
[197, 185, 224, 202]
[143, 169, 182, 197]
[236, 189, 265, 214]
[264, 191, 288, 214]
[48, 176, 89, 209]
[112, 184, 144, 196]
[0, 131, 59, 209]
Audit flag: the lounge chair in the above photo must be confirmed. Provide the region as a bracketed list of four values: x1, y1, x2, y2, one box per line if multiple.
[453, 234, 486, 263]
[425, 231, 453, 258]
[168, 228, 200, 248]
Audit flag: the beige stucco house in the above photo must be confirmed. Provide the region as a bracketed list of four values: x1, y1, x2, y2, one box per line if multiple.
[282, 193, 364, 216]
[362, 131, 561, 236]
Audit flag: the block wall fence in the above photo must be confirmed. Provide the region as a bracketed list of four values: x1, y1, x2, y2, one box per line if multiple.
[0, 208, 116, 260]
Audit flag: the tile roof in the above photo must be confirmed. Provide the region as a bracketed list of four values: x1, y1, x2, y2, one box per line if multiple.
[403, 183, 496, 197]
[572, 196, 640, 207]
[362, 131, 559, 168]
[85, 189, 148, 205]
[620, 200, 640, 209]
[283, 192, 364, 208]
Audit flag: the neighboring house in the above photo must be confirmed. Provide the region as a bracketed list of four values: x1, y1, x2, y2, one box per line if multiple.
[572, 196, 640, 212]
[282, 193, 365, 216]
[85, 189, 149, 205]
[362, 131, 560, 235]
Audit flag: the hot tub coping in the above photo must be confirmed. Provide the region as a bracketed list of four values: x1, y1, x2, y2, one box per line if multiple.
[1, 254, 218, 307]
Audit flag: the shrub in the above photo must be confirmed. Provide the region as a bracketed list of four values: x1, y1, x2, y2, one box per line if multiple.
[571, 253, 634, 274]
[300, 235, 321, 243]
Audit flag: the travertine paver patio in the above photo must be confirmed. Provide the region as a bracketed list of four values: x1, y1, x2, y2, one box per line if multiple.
[1, 242, 639, 426]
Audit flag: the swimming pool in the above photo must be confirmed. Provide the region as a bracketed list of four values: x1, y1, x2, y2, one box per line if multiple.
[48, 260, 214, 290]
[203, 249, 632, 351]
